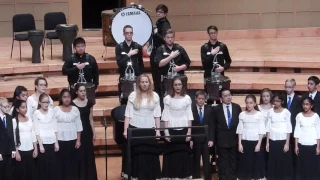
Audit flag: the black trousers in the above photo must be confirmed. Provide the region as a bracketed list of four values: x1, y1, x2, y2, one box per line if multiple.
[217, 146, 238, 180]
[150, 51, 163, 110]
[0, 155, 13, 180]
[192, 141, 211, 179]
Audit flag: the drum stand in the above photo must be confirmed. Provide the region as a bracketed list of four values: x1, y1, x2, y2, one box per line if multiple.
[101, 46, 108, 61]
[104, 116, 108, 179]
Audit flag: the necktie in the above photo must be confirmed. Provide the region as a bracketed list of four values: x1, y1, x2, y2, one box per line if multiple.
[227, 105, 231, 128]
[199, 107, 203, 124]
[2, 116, 6, 128]
[287, 96, 292, 109]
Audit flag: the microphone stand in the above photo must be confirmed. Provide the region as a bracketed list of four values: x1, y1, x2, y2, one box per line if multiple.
[104, 116, 108, 180]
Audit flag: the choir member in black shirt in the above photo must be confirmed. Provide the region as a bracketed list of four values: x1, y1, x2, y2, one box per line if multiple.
[213, 88, 242, 180]
[301, 76, 320, 116]
[115, 25, 144, 104]
[154, 28, 191, 80]
[150, 4, 171, 96]
[115, 25, 144, 78]
[0, 97, 16, 180]
[201, 25, 232, 79]
[62, 37, 100, 99]
[190, 91, 214, 179]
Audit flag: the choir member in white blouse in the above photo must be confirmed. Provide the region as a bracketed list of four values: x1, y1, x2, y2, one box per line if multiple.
[54, 89, 83, 180]
[266, 93, 293, 180]
[122, 74, 162, 180]
[12, 100, 38, 180]
[236, 94, 266, 180]
[258, 88, 273, 125]
[33, 93, 61, 180]
[9, 86, 28, 115]
[294, 97, 320, 180]
[26, 77, 53, 118]
[161, 76, 194, 180]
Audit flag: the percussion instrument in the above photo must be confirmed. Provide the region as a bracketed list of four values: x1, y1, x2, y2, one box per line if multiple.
[205, 75, 231, 102]
[70, 62, 96, 104]
[162, 75, 188, 97]
[28, 30, 44, 63]
[56, 24, 79, 61]
[110, 6, 153, 46]
[119, 77, 137, 103]
[101, 10, 116, 47]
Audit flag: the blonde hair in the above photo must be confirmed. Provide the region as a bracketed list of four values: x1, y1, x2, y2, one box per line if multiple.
[0, 97, 8, 106]
[134, 74, 155, 109]
[285, 78, 296, 86]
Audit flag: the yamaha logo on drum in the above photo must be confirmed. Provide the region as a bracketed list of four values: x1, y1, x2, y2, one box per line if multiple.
[121, 11, 141, 16]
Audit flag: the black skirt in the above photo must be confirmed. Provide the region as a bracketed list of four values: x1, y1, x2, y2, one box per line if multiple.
[122, 125, 162, 180]
[162, 129, 192, 179]
[13, 150, 37, 180]
[57, 140, 79, 180]
[237, 140, 265, 179]
[296, 144, 320, 180]
[267, 140, 293, 180]
[37, 144, 62, 180]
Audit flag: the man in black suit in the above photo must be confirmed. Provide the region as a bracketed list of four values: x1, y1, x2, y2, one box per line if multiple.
[0, 97, 16, 180]
[302, 76, 320, 115]
[213, 88, 242, 180]
[190, 91, 214, 179]
[283, 78, 302, 175]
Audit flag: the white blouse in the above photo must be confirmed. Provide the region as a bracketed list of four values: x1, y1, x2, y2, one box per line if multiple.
[33, 109, 58, 144]
[125, 92, 161, 128]
[294, 113, 320, 146]
[236, 111, 266, 141]
[266, 108, 292, 141]
[162, 95, 194, 129]
[54, 106, 83, 141]
[258, 105, 272, 126]
[26, 94, 54, 118]
[12, 118, 37, 151]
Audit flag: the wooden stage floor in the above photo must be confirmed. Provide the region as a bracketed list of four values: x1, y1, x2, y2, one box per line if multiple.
[2, 36, 320, 75]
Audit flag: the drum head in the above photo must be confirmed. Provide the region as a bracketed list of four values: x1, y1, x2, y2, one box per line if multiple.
[111, 7, 152, 46]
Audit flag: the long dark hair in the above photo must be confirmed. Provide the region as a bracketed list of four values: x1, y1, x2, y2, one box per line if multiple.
[72, 83, 85, 99]
[37, 93, 49, 110]
[245, 94, 260, 111]
[301, 96, 314, 112]
[12, 100, 26, 147]
[169, 76, 186, 97]
[59, 89, 71, 106]
[12, 86, 27, 108]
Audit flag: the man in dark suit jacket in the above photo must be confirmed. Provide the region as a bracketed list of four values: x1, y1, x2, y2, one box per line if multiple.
[283, 78, 302, 174]
[213, 88, 242, 180]
[0, 98, 16, 180]
[190, 91, 214, 179]
[301, 76, 320, 115]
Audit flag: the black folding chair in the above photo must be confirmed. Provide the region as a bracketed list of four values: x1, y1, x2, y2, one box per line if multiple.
[111, 104, 127, 145]
[42, 12, 67, 60]
[11, 14, 36, 62]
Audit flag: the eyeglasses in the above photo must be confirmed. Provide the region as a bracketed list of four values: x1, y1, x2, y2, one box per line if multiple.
[125, 32, 133, 35]
[38, 84, 47, 87]
[1, 105, 9, 109]
[208, 32, 217, 36]
[157, 11, 165, 14]
[284, 86, 294, 89]
[174, 83, 182, 87]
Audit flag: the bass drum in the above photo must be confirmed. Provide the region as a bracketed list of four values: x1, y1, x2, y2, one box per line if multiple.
[110, 7, 153, 46]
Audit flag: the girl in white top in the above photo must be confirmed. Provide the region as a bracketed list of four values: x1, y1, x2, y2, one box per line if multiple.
[294, 97, 320, 180]
[266, 92, 293, 180]
[26, 77, 53, 118]
[258, 88, 273, 125]
[237, 94, 266, 179]
[162, 76, 194, 180]
[12, 99, 38, 180]
[54, 89, 82, 180]
[9, 86, 28, 115]
[122, 74, 162, 180]
[33, 93, 61, 180]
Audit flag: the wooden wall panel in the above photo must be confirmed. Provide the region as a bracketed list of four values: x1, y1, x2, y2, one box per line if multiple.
[0, 0, 319, 37]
